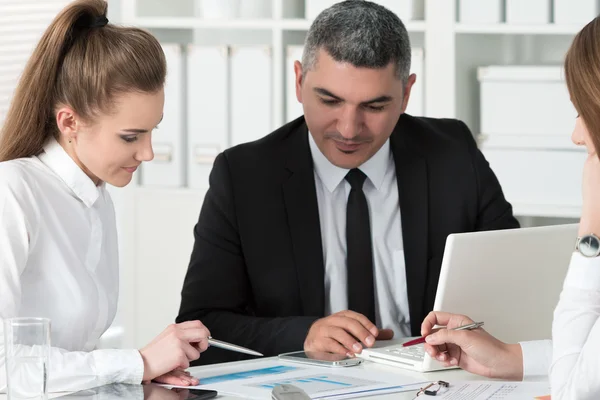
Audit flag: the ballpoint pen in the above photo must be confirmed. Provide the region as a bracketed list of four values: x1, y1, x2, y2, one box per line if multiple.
[402, 321, 485, 347]
[207, 336, 264, 357]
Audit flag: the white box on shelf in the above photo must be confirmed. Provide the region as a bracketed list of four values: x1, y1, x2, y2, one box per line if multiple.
[187, 46, 229, 190]
[286, 45, 304, 123]
[458, 0, 503, 24]
[478, 66, 576, 140]
[230, 46, 272, 146]
[141, 44, 186, 187]
[195, 0, 240, 19]
[480, 146, 585, 213]
[553, 0, 598, 25]
[375, 0, 425, 21]
[305, 0, 340, 20]
[405, 47, 424, 116]
[239, 0, 272, 19]
[505, 0, 551, 24]
[305, 0, 424, 23]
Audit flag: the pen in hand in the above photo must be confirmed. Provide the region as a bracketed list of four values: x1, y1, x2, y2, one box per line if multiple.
[207, 337, 264, 357]
[402, 321, 485, 347]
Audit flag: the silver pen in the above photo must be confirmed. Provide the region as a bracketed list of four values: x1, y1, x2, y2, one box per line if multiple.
[452, 321, 484, 331]
[207, 337, 264, 357]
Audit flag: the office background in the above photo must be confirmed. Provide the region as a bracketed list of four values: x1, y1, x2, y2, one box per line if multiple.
[0, 0, 592, 352]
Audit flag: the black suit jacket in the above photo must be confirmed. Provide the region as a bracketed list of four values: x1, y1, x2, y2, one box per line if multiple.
[177, 114, 519, 365]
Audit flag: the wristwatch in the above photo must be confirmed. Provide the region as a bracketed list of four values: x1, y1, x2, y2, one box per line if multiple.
[576, 234, 600, 257]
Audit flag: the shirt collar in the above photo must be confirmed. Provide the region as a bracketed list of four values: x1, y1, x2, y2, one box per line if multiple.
[38, 137, 102, 207]
[308, 132, 392, 193]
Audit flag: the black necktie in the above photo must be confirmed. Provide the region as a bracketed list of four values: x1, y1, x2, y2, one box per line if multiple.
[345, 168, 376, 323]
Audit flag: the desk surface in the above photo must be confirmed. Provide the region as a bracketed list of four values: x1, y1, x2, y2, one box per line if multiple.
[0, 353, 489, 400]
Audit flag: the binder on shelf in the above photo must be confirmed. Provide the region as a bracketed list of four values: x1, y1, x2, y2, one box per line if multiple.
[230, 46, 272, 146]
[505, 0, 550, 24]
[187, 45, 229, 190]
[458, 0, 503, 24]
[375, 0, 425, 21]
[553, 0, 597, 25]
[286, 45, 304, 123]
[140, 44, 186, 187]
[305, 0, 424, 21]
[195, 0, 240, 19]
[239, 0, 272, 18]
[405, 47, 424, 117]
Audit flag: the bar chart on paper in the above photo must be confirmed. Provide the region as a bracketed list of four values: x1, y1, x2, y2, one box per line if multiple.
[252, 374, 378, 391]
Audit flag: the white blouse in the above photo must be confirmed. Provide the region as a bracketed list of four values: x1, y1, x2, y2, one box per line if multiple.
[551, 252, 600, 399]
[0, 138, 143, 392]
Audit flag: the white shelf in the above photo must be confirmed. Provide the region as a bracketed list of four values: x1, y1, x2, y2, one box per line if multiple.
[279, 19, 426, 32]
[134, 17, 427, 32]
[455, 23, 583, 35]
[134, 17, 274, 30]
[512, 203, 581, 219]
[477, 134, 585, 152]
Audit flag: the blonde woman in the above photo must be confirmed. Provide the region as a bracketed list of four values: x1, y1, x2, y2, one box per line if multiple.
[416, 16, 600, 400]
[0, 0, 209, 392]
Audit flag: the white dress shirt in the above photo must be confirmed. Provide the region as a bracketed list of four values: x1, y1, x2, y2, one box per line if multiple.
[0, 138, 143, 393]
[309, 133, 411, 337]
[550, 252, 600, 399]
[519, 340, 552, 381]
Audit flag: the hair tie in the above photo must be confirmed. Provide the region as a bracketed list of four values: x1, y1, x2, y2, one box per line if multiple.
[75, 14, 109, 29]
[89, 15, 108, 28]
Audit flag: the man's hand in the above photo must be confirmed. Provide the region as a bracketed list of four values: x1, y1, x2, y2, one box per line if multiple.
[421, 311, 523, 380]
[304, 310, 394, 356]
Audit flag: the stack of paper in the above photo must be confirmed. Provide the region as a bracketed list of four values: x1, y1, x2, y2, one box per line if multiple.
[167, 360, 425, 399]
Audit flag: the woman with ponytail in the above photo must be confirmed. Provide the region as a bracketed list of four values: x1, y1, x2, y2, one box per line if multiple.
[0, 0, 210, 391]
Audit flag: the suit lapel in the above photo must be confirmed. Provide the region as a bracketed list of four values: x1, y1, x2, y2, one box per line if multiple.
[391, 117, 429, 335]
[282, 124, 325, 317]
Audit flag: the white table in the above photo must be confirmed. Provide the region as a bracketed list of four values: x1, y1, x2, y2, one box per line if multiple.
[0, 353, 490, 400]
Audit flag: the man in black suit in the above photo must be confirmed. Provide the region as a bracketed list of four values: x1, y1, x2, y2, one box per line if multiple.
[177, 0, 519, 365]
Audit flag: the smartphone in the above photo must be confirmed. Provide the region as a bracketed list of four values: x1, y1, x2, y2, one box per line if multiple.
[185, 389, 218, 399]
[278, 351, 362, 367]
[56, 384, 217, 399]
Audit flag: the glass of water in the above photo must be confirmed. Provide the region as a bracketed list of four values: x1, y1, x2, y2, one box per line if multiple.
[3, 318, 50, 400]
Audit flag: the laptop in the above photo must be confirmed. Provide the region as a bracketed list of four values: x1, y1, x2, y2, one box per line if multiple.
[358, 223, 579, 372]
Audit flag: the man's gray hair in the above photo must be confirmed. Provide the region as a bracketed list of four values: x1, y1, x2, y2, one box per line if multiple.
[302, 0, 412, 82]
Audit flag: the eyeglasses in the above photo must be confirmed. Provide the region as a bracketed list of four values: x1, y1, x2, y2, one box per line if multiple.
[416, 380, 450, 396]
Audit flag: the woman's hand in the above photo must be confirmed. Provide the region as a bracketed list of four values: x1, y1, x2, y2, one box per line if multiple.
[421, 312, 523, 380]
[144, 368, 199, 386]
[139, 320, 210, 383]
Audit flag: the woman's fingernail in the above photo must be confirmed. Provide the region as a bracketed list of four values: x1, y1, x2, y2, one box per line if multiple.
[425, 335, 433, 343]
[353, 343, 362, 352]
[346, 352, 355, 358]
[427, 349, 434, 356]
[365, 336, 375, 346]
[451, 359, 458, 366]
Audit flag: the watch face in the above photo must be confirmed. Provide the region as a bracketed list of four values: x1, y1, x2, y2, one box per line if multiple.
[579, 235, 600, 257]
